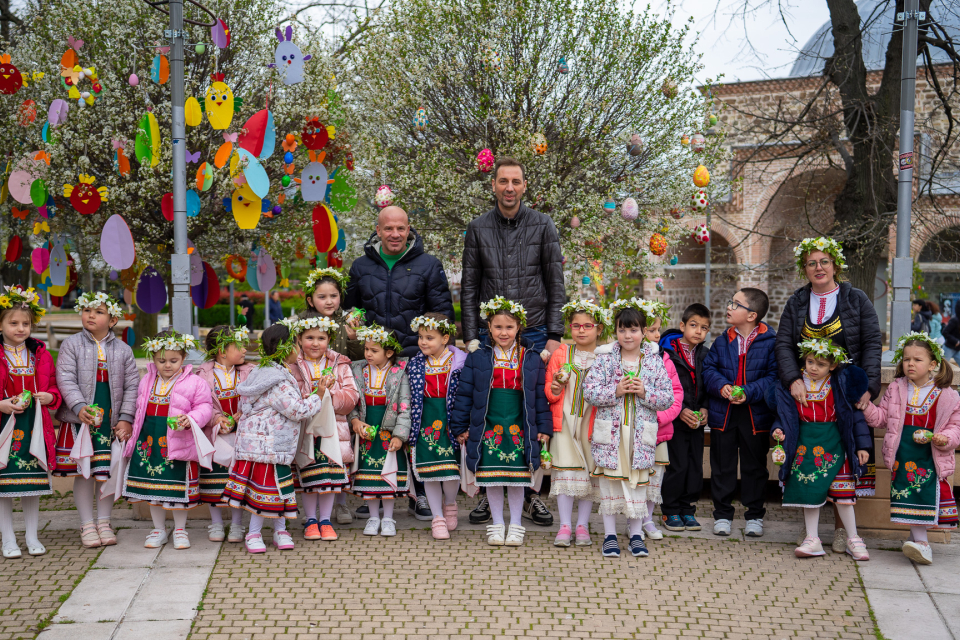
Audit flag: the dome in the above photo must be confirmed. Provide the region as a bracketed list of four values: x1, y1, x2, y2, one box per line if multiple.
[790, 0, 960, 77]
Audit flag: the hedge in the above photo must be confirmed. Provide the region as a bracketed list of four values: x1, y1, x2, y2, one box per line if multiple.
[197, 302, 302, 328]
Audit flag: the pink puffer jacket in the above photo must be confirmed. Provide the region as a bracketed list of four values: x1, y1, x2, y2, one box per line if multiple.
[657, 351, 683, 444]
[862, 378, 960, 481]
[294, 349, 359, 464]
[123, 364, 215, 462]
[194, 361, 254, 443]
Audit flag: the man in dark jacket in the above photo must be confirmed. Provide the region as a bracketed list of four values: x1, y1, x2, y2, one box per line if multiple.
[460, 157, 565, 357]
[943, 314, 960, 367]
[237, 293, 255, 331]
[267, 291, 283, 325]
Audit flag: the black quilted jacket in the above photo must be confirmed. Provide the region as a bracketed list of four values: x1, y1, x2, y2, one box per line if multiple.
[460, 203, 565, 342]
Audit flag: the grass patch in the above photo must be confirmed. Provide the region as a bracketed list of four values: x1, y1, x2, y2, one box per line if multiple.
[855, 563, 891, 640]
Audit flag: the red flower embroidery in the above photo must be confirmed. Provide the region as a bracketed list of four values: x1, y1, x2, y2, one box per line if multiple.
[918, 468, 927, 477]
[512, 435, 520, 445]
[11, 441, 20, 452]
[433, 432, 440, 441]
[494, 435, 502, 446]
[907, 472, 915, 482]
[483, 430, 494, 439]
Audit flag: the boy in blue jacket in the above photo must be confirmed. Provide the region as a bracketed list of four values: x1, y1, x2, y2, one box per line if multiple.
[702, 288, 778, 537]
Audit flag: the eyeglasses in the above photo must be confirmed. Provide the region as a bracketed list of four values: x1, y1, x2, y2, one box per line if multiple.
[805, 258, 833, 269]
[570, 323, 599, 330]
[727, 299, 755, 313]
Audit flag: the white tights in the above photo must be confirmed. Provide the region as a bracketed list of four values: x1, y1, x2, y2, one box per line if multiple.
[208, 504, 243, 526]
[486, 486, 524, 526]
[422, 480, 459, 517]
[248, 514, 287, 535]
[149, 505, 187, 531]
[300, 492, 336, 522]
[804, 504, 858, 539]
[911, 525, 929, 543]
[73, 476, 115, 526]
[555, 494, 592, 529]
[0, 496, 41, 549]
[602, 513, 642, 538]
[367, 498, 394, 520]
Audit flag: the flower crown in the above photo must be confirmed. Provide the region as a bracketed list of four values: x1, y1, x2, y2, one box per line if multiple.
[479, 296, 527, 327]
[75, 291, 123, 319]
[356, 323, 403, 353]
[608, 297, 669, 326]
[0, 286, 46, 322]
[258, 319, 300, 367]
[143, 331, 199, 355]
[798, 338, 850, 364]
[205, 326, 250, 360]
[794, 237, 846, 276]
[410, 315, 457, 336]
[297, 315, 339, 340]
[562, 300, 613, 338]
[303, 267, 349, 293]
[893, 331, 944, 364]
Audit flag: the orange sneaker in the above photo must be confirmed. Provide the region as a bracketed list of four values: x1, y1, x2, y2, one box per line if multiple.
[319, 521, 338, 541]
[304, 518, 322, 540]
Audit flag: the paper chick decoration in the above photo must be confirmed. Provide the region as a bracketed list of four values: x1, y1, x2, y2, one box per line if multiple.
[223, 181, 271, 230]
[270, 26, 311, 85]
[205, 73, 234, 130]
[0, 54, 23, 95]
[300, 150, 331, 202]
[63, 174, 108, 214]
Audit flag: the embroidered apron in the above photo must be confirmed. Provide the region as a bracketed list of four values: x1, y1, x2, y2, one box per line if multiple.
[0, 349, 49, 497]
[413, 354, 459, 481]
[351, 402, 409, 496]
[890, 389, 942, 526]
[782, 378, 846, 507]
[476, 345, 531, 487]
[54, 358, 113, 479]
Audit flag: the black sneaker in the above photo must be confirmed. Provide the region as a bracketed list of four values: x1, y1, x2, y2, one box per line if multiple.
[682, 515, 702, 531]
[469, 495, 491, 524]
[355, 504, 370, 519]
[408, 495, 432, 521]
[602, 535, 620, 557]
[522, 495, 553, 526]
[629, 534, 649, 558]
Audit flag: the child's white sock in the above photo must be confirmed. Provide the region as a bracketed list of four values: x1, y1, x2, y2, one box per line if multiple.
[382, 499, 394, 520]
[21, 497, 40, 547]
[231, 507, 243, 526]
[423, 481, 444, 516]
[911, 525, 929, 543]
[487, 488, 505, 526]
[507, 486, 524, 526]
[248, 514, 263, 535]
[442, 480, 459, 504]
[172, 510, 187, 530]
[318, 493, 336, 522]
[274, 517, 287, 532]
[73, 476, 96, 526]
[627, 517, 643, 537]
[835, 504, 858, 538]
[209, 504, 224, 524]
[335, 492, 347, 505]
[97, 492, 114, 523]
[149, 505, 166, 530]
[556, 494, 575, 527]
[644, 500, 655, 524]
[0, 498, 15, 549]
[576, 500, 593, 529]
[301, 492, 319, 521]
[804, 507, 820, 539]
[602, 513, 618, 537]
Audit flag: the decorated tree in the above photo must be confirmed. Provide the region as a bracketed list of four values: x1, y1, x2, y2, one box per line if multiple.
[343, 0, 728, 284]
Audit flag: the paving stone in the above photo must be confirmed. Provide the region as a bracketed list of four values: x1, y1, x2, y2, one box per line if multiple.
[930, 592, 960, 637]
[856, 549, 925, 591]
[115, 619, 193, 639]
[53, 566, 148, 623]
[36, 622, 116, 639]
[865, 588, 952, 640]
[916, 557, 960, 595]
[124, 566, 212, 621]
[94, 529, 161, 569]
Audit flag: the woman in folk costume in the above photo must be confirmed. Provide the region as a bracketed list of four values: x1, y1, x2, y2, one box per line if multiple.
[406, 312, 466, 540]
[195, 325, 254, 543]
[0, 286, 60, 559]
[121, 331, 215, 550]
[53, 292, 137, 549]
[292, 313, 358, 542]
[544, 300, 610, 548]
[582, 298, 675, 559]
[348, 324, 411, 537]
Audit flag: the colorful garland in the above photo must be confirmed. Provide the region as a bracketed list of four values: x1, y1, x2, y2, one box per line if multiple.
[479, 296, 527, 327]
[0, 286, 46, 322]
[303, 267, 349, 294]
[798, 338, 851, 364]
[75, 291, 123, 319]
[410, 315, 457, 336]
[893, 331, 944, 364]
[356, 323, 403, 354]
[297, 315, 340, 340]
[794, 237, 846, 277]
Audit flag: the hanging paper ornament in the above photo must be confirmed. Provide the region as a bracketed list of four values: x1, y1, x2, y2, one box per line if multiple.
[128, 74, 139, 86]
[709, 114, 719, 127]
[18, 100, 36, 126]
[31, 247, 49, 275]
[205, 73, 235, 130]
[690, 190, 709, 212]
[136, 266, 167, 314]
[621, 197, 639, 221]
[270, 26, 311, 85]
[301, 117, 330, 150]
[345, 147, 355, 171]
[626, 134, 643, 156]
[477, 148, 494, 173]
[226, 182, 263, 230]
[312, 203, 338, 253]
[373, 184, 394, 208]
[196, 162, 214, 192]
[413, 108, 428, 131]
[49, 237, 68, 285]
[186, 189, 201, 217]
[237, 109, 276, 160]
[63, 174, 108, 214]
[47, 99, 69, 127]
[184, 96, 202, 126]
[482, 46, 502, 72]
[655, 278, 665, 292]
[225, 255, 247, 280]
[5, 236, 22, 262]
[669, 254, 679, 266]
[150, 54, 169, 84]
[661, 78, 677, 99]
[329, 172, 358, 212]
[256, 249, 277, 292]
[122, 327, 135, 346]
[30, 178, 48, 208]
[531, 133, 547, 155]
[300, 150, 329, 202]
[602, 199, 616, 215]
[692, 223, 710, 245]
[100, 214, 136, 270]
[188, 242, 204, 287]
[681, 134, 690, 145]
[160, 192, 174, 221]
[135, 112, 160, 167]
[327, 248, 343, 268]
[670, 207, 684, 220]
[569, 216, 580, 228]
[0, 54, 23, 95]
[693, 164, 710, 188]
[557, 56, 568, 74]
[113, 140, 131, 177]
[336, 228, 346, 252]
[211, 19, 231, 49]
[191, 261, 219, 309]
[649, 233, 668, 256]
[230, 149, 270, 198]
[691, 133, 705, 153]
[195, 44, 206, 55]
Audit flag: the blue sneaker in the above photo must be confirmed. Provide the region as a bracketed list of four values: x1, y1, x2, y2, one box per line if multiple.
[629, 534, 649, 557]
[662, 515, 685, 532]
[602, 535, 620, 558]
[682, 515, 702, 531]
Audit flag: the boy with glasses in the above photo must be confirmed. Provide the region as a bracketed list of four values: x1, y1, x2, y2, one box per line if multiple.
[702, 289, 778, 537]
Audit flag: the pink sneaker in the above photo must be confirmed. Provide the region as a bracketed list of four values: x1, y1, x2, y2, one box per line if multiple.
[554, 524, 572, 547]
[845, 536, 870, 561]
[431, 516, 450, 540]
[795, 537, 826, 558]
[244, 532, 266, 554]
[575, 524, 592, 546]
[442, 503, 459, 531]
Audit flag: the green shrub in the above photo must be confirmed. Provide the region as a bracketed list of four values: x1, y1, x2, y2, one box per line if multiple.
[197, 303, 301, 328]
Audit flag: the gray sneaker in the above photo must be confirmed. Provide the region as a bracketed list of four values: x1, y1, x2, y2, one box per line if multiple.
[745, 519, 764, 537]
[713, 519, 731, 536]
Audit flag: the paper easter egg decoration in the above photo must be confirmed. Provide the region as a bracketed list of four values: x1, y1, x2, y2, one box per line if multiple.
[482, 46, 502, 72]
[531, 133, 547, 155]
[63, 173, 108, 214]
[122, 327, 136, 346]
[300, 150, 329, 202]
[237, 109, 275, 160]
[373, 184, 394, 208]
[301, 117, 329, 150]
[18, 100, 36, 126]
[693, 164, 710, 188]
[692, 223, 710, 245]
[327, 248, 343, 268]
[602, 199, 616, 215]
[557, 56, 568, 73]
[161, 192, 174, 221]
[205, 73, 234, 130]
[151, 54, 169, 84]
[626, 134, 643, 156]
[100, 214, 136, 270]
[709, 114, 719, 127]
[186, 189, 201, 217]
[196, 162, 214, 192]
[229, 182, 262, 229]
[660, 77, 677, 99]
[30, 178, 48, 207]
[212, 19, 231, 49]
[43, 266, 72, 297]
[690, 190, 709, 212]
[256, 249, 277, 292]
[136, 266, 167, 314]
[649, 233, 668, 256]
[569, 216, 580, 228]
[184, 97, 202, 126]
[621, 197, 639, 221]
[191, 261, 220, 309]
[230, 149, 270, 198]
[0, 54, 23, 95]
[655, 277, 665, 292]
[271, 26, 311, 85]
[114, 145, 131, 177]
[477, 148, 494, 173]
[31, 247, 49, 274]
[135, 112, 160, 167]
[189, 248, 204, 286]
[49, 237, 68, 285]
[8, 153, 48, 205]
[412, 107, 428, 131]
[691, 133, 705, 152]
[336, 228, 346, 252]
[670, 207, 684, 219]
[312, 203, 338, 254]
[669, 254, 679, 266]
[48, 99, 69, 127]
[5, 236, 22, 262]
[329, 172, 358, 212]
[681, 134, 690, 145]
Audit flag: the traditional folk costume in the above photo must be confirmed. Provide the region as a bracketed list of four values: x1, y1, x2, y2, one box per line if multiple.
[545, 345, 598, 500]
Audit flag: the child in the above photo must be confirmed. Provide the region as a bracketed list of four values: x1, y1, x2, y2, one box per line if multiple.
[407, 313, 466, 540]
[545, 300, 608, 547]
[859, 333, 960, 565]
[121, 330, 214, 550]
[293, 313, 358, 541]
[348, 324, 411, 537]
[54, 292, 137, 549]
[637, 302, 683, 541]
[582, 298, 675, 558]
[225, 320, 325, 553]
[0, 286, 60, 558]
[702, 288, 778, 537]
[771, 339, 871, 560]
[451, 297, 552, 547]
[195, 325, 253, 543]
[658, 304, 711, 533]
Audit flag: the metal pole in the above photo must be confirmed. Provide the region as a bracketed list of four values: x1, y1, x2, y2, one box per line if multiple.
[168, 0, 191, 340]
[704, 209, 711, 314]
[229, 281, 235, 326]
[890, 0, 921, 349]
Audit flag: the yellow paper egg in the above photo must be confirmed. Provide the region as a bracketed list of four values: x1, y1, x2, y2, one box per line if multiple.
[184, 97, 202, 127]
[693, 165, 710, 188]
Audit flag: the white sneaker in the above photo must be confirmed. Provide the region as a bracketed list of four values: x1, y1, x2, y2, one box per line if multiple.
[380, 518, 397, 537]
[172, 529, 190, 550]
[335, 502, 353, 525]
[227, 524, 246, 543]
[145, 529, 168, 548]
[2, 541, 21, 559]
[25, 541, 46, 556]
[903, 541, 933, 565]
[643, 521, 663, 540]
[207, 523, 225, 542]
[486, 523, 505, 546]
[505, 523, 526, 546]
[363, 517, 381, 536]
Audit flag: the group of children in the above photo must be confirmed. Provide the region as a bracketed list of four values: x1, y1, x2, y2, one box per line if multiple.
[0, 269, 957, 565]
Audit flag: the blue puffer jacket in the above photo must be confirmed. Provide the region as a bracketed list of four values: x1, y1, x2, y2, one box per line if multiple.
[766, 365, 873, 483]
[702, 323, 778, 434]
[345, 229, 455, 357]
[449, 339, 553, 473]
